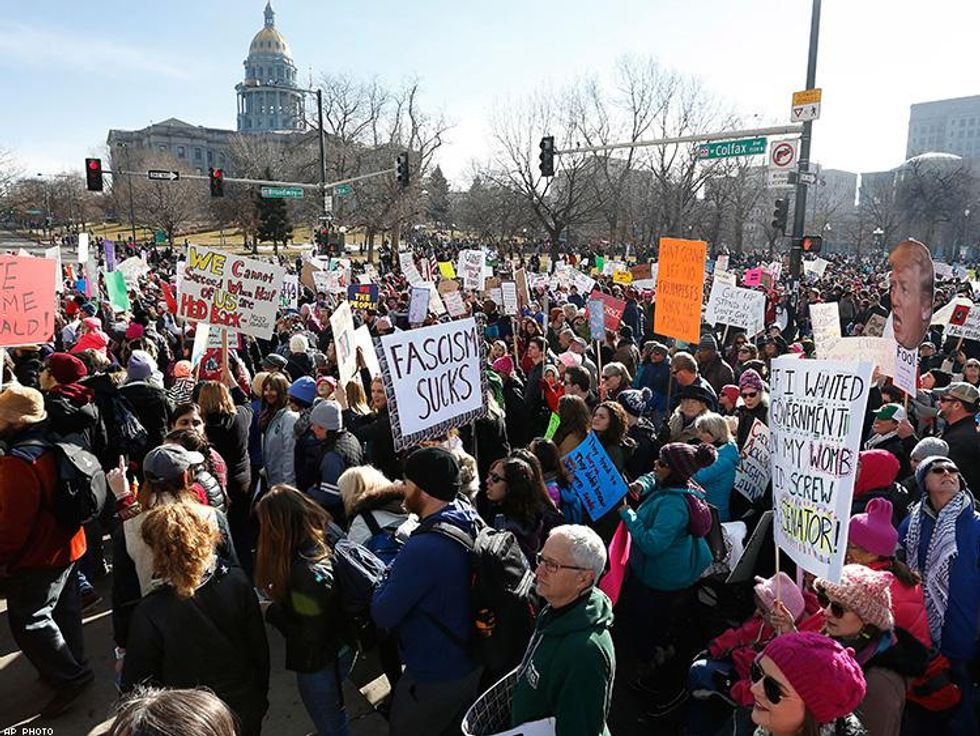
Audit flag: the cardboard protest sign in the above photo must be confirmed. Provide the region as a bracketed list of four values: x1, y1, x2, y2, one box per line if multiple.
[375, 317, 488, 451]
[630, 263, 652, 281]
[117, 256, 150, 286]
[44, 246, 63, 293]
[770, 356, 873, 580]
[515, 268, 531, 308]
[352, 324, 381, 377]
[190, 322, 210, 368]
[714, 270, 737, 287]
[329, 301, 357, 388]
[704, 281, 766, 335]
[893, 344, 918, 397]
[587, 299, 606, 341]
[77, 232, 89, 264]
[501, 282, 519, 316]
[280, 274, 299, 310]
[83, 261, 96, 299]
[105, 270, 131, 312]
[103, 241, 116, 272]
[932, 297, 973, 328]
[561, 433, 629, 522]
[544, 412, 561, 441]
[347, 283, 380, 311]
[588, 291, 626, 332]
[888, 240, 934, 350]
[654, 238, 707, 344]
[0, 256, 57, 347]
[809, 302, 842, 357]
[768, 260, 783, 281]
[602, 260, 626, 277]
[823, 337, 895, 377]
[408, 285, 430, 324]
[423, 281, 447, 317]
[863, 313, 887, 337]
[933, 261, 954, 281]
[459, 250, 486, 291]
[733, 420, 771, 503]
[945, 302, 980, 340]
[742, 268, 763, 287]
[178, 245, 285, 339]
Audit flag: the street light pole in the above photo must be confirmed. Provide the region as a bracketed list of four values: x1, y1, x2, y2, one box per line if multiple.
[120, 143, 138, 244]
[789, 0, 822, 287]
[316, 88, 327, 220]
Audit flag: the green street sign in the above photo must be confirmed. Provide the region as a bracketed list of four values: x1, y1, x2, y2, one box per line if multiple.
[260, 186, 305, 199]
[154, 230, 166, 244]
[334, 183, 353, 196]
[697, 137, 767, 160]
[26, 209, 43, 215]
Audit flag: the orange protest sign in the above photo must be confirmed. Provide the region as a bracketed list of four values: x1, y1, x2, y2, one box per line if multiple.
[0, 255, 57, 347]
[653, 237, 706, 344]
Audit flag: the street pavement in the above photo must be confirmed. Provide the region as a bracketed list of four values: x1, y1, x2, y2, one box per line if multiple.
[0, 570, 390, 735]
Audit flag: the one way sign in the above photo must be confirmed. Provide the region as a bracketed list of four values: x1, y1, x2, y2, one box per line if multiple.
[790, 88, 821, 122]
[147, 169, 180, 182]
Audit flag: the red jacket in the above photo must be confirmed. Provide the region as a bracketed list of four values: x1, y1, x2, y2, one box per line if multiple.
[867, 560, 932, 648]
[0, 450, 86, 574]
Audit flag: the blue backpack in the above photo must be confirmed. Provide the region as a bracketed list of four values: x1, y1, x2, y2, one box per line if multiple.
[324, 522, 387, 649]
[359, 511, 403, 565]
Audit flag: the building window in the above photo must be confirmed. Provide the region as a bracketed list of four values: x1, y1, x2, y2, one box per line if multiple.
[207, 150, 213, 163]
[194, 147, 202, 160]
[177, 145, 185, 157]
[196, 168, 203, 175]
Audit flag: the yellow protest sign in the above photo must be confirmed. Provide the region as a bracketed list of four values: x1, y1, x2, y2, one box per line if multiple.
[612, 270, 633, 285]
[438, 261, 456, 280]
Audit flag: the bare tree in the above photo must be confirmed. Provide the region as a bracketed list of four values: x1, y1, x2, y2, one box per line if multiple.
[127, 152, 206, 245]
[895, 157, 974, 260]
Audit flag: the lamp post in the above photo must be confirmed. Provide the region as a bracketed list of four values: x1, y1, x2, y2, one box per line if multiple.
[872, 226, 884, 249]
[117, 142, 138, 244]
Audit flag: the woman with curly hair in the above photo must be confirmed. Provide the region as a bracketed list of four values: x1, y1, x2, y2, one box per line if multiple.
[255, 485, 356, 736]
[121, 503, 270, 736]
[484, 455, 560, 563]
[591, 401, 636, 474]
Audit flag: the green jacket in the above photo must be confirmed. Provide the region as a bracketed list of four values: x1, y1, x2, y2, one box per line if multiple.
[510, 588, 615, 736]
[619, 478, 712, 591]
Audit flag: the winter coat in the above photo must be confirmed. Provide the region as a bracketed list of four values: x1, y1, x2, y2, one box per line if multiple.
[348, 486, 408, 548]
[899, 494, 980, 662]
[121, 561, 270, 734]
[43, 383, 106, 459]
[736, 399, 769, 451]
[119, 380, 173, 463]
[863, 432, 914, 484]
[203, 387, 252, 498]
[262, 407, 298, 487]
[620, 480, 712, 591]
[264, 544, 350, 672]
[941, 415, 980, 495]
[866, 561, 931, 648]
[350, 406, 401, 484]
[624, 420, 659, 482]
[303, 430, 364, 524]
[612, 341, 640, 378]
[853, 628, 929, 736]
[669, 375, 718, 413]
[370, 500, 482, 683]
[699, 354, 735, 395]
[691, 440, 739, 522]
[753, 715, 868, 736]
[502, 375, 532, 449]
[0, 426, 87, 573]
[632, 360, 670, 414]
[510, 588, 615, 736]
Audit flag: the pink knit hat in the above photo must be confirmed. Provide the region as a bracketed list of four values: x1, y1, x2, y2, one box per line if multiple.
[848, 498, 898, 558]
[762, 632, 866, 724]
[754, 572, 805, 622]
[492, 355, 514, 377]
[739, 368, 764, 393]
[814, 564, 894, 632]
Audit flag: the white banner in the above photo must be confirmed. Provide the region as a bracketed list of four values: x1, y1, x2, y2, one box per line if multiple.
[330, 301, 357, 388]
[375, 317, 488, 451]
[44, 246, 63, 293]
[77, 233, 89, 264]
[704, 281, 766, 334]
[809, 302, 842, 357]
[177, 245, 285, 339]
[770, 357, 873, 581]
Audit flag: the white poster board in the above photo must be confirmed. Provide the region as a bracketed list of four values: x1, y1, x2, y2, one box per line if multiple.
[769, 356, 873, 581]
[330, 301, 357, 388]
[733, 420, 771, 503]
[77, 232, 89, 264]
[352, 324, 381, 378]
[44, 245, 63, 293]
[408, 285, 430, 324]
[809, 302, 842, 357]
[704, 281, 766, 334]
[280, 273, 299, 310]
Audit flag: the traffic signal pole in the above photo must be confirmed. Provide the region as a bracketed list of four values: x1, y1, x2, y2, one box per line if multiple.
[789, 0, 822, 286]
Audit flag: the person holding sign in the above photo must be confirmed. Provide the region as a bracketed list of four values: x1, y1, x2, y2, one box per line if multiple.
[619, 443, 717, 700]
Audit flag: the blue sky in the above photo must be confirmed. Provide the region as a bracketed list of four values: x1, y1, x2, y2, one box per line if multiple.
[2, 0, 979, 185]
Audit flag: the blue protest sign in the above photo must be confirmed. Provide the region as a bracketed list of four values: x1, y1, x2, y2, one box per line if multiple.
[561, 433, 628, 521]
[588, 299, 605, 342]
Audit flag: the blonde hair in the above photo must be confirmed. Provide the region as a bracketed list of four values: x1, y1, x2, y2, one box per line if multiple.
[140, 503, 220, 599]
[694, 411, 733, 444]
[338, 465, 393, 516]
[197, 381, 236, 418]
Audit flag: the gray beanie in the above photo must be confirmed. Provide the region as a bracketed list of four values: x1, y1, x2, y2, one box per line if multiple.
[910, 437, 949, 463]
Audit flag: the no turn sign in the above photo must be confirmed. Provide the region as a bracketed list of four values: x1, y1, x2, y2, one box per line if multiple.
[767, 139, 799, 188]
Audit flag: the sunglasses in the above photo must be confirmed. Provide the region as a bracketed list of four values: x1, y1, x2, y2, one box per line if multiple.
[816, 590, 846, 619]
[937, 396, 961, 404]
[488, 471, 505, 483]
[929, 464, 959, 476]
[751, 660, 785, 705]
[741, 391, 758, 399]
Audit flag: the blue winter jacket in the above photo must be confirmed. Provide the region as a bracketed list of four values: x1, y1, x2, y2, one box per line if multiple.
[632, 360, 670, 414]
[619, 478, 712, 591]
[898, 494, 980, 663]
[691, 441, 739, 522]
[371, 500, 481, 682]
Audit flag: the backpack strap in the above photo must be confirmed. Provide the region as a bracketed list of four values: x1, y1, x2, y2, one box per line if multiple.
[360, 510, 385, 537]
[418, 520, 476, 551]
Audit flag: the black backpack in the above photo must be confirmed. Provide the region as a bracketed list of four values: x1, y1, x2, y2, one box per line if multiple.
[324, 521, 387, 649]
[13, 433, 108, 532]
[421, 520, 538, 680]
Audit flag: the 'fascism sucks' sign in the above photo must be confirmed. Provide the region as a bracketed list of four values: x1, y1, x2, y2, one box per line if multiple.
[769, 357, 873, 581]
[375, 317, 488, 451]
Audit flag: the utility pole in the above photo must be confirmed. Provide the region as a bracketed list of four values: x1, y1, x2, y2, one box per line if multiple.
[789, 0, 822, 286]
[120, 143, 138, 244]
[316, 88, 328, 220]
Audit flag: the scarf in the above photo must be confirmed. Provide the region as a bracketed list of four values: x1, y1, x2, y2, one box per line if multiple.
[863, 429, 898, 451]
[903, 491, 969, 645]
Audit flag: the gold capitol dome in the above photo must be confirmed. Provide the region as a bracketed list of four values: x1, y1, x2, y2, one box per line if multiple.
[249, 1, 292, 57]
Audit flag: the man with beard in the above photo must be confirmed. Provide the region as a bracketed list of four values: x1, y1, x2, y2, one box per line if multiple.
[371, 447, 483, 736]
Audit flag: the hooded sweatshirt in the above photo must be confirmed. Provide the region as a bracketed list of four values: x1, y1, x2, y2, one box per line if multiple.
[510, 588, 615, 736]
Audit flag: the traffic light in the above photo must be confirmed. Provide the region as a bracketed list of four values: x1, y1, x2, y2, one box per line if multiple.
[209, 168, 224, 197]
[802, 235, 823, 254]
[85, 158, 103, 192]
[396, 153, 409, 187]
[771, 198, 789, 234]
[539, 136, 555, 177]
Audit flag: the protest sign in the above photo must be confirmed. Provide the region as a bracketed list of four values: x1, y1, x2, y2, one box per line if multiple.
[809, 302, 842, 357]
[602, 259, 626, 277]
[893, 344, 918, 397]
[348, 283, 380, 311]
[177, 245, 285, 339]
[105, 270, 131, 312]
[408, 285, 430, 324]
[863, 313, 887, 337]
[588, 290, 626, 332]
[437, 261, 456, 280]
[823, 337, 895, 377]
[423, 281, 447, 316]
[280, 274, 299, 310]
[768, 260, 783, 281]
[612, 270, 633, 285]
[353, 324, 381, 377]
[888, 239, 933, 395]
[501, 282, 519, 316]
[933, 261, 954, 280]
[330, 301, 357, 387]
[587, 299, 606, 341]
[946, 301, 980, 340]
[715, 255, 730, 273]
[0, 256, 57, 347]
[630, 263, 653, 281]
[742, 268, 763, 287]
[733, 420, 771, 503]
[544, 412, 561, 441]
[704, 281, 766, 335]
[769, 356, 873, 580]
[561, 433, 629, 522]
[375, 317, 488, 451]
[77, 233, 89, 264]
[571, 269, 596, 295]
[83, 261, 96, 299]
[44, 246, 63, 293]
[714, 270, 737, 287]
[103, 241, 116, 272]
[515, 268, 531, 308]
[654, 238, 706, 344]
[117, 256, 150, 286]
[443, 289, 467, 317]
[803, 257, 830, 279]
[933, 297, 973, 329]
[459, 250, 486, 291]
[190, 322, 210, 368]
[312, 269, 332, 295]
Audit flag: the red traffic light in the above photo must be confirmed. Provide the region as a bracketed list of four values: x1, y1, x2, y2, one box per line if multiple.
[213, 169, 223, 179]
[88, 160, 100, 171]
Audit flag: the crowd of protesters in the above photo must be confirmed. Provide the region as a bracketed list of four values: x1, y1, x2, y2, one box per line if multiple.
[1, 233, 978, 736]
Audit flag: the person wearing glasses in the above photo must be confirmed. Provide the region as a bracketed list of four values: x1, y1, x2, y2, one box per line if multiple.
[749, 632, 867, 736]
[666, 351, 717, 413]
[934, 382, 980, 495]
[735, 368, 769, 452]
[484, 456, 561, 565]
[812, 565, 928, 736]
[899, 456, 980, 735]
[509, 525, 615, 736]
[598, 361, 632, 403]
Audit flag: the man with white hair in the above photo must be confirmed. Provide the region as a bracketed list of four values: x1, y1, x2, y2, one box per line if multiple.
[508, 525, 615, 736]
